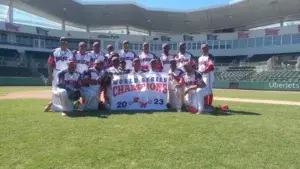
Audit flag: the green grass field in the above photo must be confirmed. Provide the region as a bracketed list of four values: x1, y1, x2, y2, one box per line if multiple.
[1, 87, 300, 168]
[214, 89, 300, 102]
[0, 86, 50, 96]
[1, 95, 300, 168]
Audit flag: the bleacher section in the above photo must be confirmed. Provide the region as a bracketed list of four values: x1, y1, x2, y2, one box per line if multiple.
[0, 66, 32, 77]
[250, 71, 300, 82]
[215, 66, 255, 81]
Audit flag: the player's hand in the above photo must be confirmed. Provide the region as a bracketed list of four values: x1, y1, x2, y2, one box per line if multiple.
[184, 89, 189, 96]
[48, 74, 53, 82]
[174, 84, 181, 88]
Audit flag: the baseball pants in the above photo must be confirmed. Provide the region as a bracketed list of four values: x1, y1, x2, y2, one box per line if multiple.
[51, 88, 74, 112]
[185, 88, 205, 112]
[80, 87, 98, 111]
[202, 72, 214, 95]
[169, 87, 184, 111]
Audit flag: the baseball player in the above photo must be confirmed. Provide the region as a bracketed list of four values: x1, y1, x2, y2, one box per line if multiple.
[119, 59, 130, 74]
[44, 37, 73, 112]
[198, 44, 215, 111]
[118, 40, 137, 70]
[139, 42, 157, 71]
[130, 58, 147, 73]
[102, 57, 121, 109]
[177, 42, 196, 70]
[168, 59, 184, 112]
[105, 44, 114, 68]
[183, 62, 207, 114]
[81, 59, 105, 111]
[74, 42, 92, 74]
[148, 59, 161, 73]
[51, 58, 81, 116]
[89, 42, 106, 67]
[160, 43, 174, 73]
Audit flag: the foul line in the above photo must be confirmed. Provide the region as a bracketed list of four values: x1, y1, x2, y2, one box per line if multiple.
[215, 97, 300, 106]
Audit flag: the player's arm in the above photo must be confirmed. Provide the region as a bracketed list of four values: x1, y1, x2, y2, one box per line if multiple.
[47, 53, 55, 81]
[203, 59, 214, 73]
[57, 71, 66, 89]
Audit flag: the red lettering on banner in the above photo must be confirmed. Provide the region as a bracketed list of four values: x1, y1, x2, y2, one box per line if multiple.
[265, 28, 279, 36]
[140, 102, 147, 108]
[112, 83, 168, 96]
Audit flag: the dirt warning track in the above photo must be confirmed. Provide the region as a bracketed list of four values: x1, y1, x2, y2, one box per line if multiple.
[0, 90, 300, 106]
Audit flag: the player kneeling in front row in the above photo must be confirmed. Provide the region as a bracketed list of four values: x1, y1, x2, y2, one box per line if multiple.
[80, 59, 106, 111]
[183, 62, 207, 114]
[168, 59, 184, 112]
[51, 58, 81, 116]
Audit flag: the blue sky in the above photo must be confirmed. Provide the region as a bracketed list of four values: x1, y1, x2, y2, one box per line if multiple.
[77, 0, 237, 11]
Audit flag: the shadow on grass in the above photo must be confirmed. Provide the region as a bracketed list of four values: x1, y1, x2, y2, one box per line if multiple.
[208, 108, 261, 116]
[67, 109, 178, 118]
[66, 108, 260, 118]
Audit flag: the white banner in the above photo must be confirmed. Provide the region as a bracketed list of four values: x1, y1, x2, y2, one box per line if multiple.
[110, 72, 169, 110]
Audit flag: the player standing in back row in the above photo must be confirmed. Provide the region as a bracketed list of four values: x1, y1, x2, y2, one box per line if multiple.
[118, 40, 137, 70]
[177, 42, 195, 70]
[160, 43, 174, 73]
[44, 37, 73, 112]
[198, 44, 215, 111]
[139, 42, 157, 71]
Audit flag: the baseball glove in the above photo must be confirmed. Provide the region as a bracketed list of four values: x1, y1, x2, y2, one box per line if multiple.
[67, 88, 81, 101]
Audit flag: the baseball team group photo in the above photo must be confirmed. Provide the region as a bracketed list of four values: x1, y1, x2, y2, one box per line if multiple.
[1, 0, 300, 168]
[45, 38, 218, 116]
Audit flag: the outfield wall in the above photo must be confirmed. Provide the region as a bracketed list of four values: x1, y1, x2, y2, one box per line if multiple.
[213, 80, 300, 91]
[0, 77, 299, 91]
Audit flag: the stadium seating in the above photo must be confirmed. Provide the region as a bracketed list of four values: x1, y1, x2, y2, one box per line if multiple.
[0, 66, 33, 77]
[214, 66, 255, 81]
[250, 71, 300, 82]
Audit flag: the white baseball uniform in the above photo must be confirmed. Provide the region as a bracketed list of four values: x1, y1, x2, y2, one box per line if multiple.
[160, 53, 174, 73]
[81, 68, 106, 110]
[118, 50, 136, 70]
[183, 71, 206, 112]
[139, 52, 156, 70]
[51, 69, 81, 112]
[177, 52, 193, 69]
[168, 68, 184, 111]
[89, 51, 106, 63]
[48, 48, 73, 91]
[74, 51, 91, 74]
[198, 54, 214, 95]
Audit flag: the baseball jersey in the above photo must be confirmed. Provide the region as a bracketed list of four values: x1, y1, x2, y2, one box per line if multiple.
[160, 53, 174, 73]
[48, 48, 73, 71]
[139, 52, 156, 70]
[183, 71, 203, 87]
[57, 69, 81, 87]
[198, 54, 214, 73]
[168, 68, 184, 90]
[118, 50, 136, 70]
[89, 51, 106, 62]
[177, 52, 193, 68]
[74, 51, 92, 74]
[82, 68, 105, 88]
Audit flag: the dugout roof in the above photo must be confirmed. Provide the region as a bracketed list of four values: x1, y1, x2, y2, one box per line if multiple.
[10, 0, 300, 33]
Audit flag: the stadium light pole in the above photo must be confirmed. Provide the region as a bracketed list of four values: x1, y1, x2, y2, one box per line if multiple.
[8, 0, 14, 23]
[62, 8, 67, 31]
[147, 19, 151, 36]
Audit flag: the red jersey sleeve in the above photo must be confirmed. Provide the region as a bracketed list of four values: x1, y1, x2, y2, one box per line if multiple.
[204, 59, 214, 73]
[47, 55, 55, 68]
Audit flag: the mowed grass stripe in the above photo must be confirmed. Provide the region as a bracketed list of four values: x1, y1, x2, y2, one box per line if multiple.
[0, 86, 50, 96]
[1, 99, 300, 169]
[214, 89, 300, 102]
